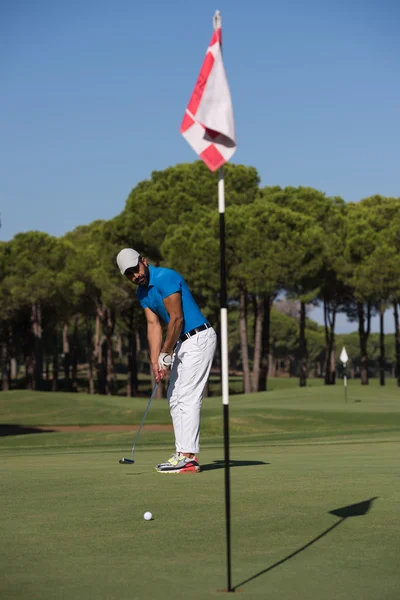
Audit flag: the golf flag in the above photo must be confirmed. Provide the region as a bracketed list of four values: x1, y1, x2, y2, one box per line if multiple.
[180, 11, 236, 171]
[340, 347, 349, 364]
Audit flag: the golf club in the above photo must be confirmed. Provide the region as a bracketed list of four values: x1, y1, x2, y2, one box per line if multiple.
[119, 383, 158, 464]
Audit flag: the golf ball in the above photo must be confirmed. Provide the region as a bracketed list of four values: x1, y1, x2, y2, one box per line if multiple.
[144, 511, 153, 521]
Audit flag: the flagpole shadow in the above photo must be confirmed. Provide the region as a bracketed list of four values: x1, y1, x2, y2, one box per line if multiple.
[233, 497, 378, 591]
[201, 460, 269, 472]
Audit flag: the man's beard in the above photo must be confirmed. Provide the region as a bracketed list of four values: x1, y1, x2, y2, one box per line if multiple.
[134, 266, 149, 286]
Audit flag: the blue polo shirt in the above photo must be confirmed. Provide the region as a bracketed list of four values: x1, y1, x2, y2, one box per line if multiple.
[137, 265, 207, 335]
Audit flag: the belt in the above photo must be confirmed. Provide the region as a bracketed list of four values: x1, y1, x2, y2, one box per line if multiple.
[179, 322, 211, 343]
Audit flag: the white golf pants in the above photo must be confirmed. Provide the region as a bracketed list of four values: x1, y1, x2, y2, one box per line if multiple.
[167, 327, 217, 455]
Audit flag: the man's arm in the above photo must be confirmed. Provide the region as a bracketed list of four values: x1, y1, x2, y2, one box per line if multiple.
[162, 292, 184, 354]
[144, 308, 163, 381]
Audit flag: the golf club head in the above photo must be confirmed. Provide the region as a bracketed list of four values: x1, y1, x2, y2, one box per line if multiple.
[119, 458, 134, 464]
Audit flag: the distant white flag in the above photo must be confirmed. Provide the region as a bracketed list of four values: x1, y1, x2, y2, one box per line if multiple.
[340, 347, 349, 364]
[180, 11, 236, 172]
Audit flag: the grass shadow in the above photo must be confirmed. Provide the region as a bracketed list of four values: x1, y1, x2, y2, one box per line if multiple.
[233, 497, 378, 591]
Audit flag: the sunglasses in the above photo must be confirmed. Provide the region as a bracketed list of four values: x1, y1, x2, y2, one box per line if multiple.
[125, 262, 141, 277]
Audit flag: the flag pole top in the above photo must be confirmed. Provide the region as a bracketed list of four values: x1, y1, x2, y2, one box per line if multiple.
[214, 10, 221, 30]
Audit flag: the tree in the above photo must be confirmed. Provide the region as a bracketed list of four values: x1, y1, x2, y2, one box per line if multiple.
[3, 232, 65, 390]
[358, 196, 400, 386]
[163, 195, 325, 392]
[339, 197, 400, 385]
[0, 242, 12, 390]
[262, 186, 329, 387]
[64, 217, 138, 395]
[121, 161, 260, 263]
[381, 206, 400, 386]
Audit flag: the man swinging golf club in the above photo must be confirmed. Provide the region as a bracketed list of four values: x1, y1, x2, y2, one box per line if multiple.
[117, 248, 217, 474]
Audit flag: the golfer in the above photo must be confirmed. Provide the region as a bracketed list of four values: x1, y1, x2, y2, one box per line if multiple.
[117, 248, 217, 474]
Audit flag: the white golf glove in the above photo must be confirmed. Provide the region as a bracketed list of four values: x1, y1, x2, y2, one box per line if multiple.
[158, 352, 172, 370]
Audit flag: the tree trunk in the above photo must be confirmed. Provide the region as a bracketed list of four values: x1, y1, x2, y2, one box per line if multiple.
[379, 307, 385, 386]
[323, 298, 337, 385]
[259, 295, 272, 391]
[251, 295, 264, 393]
[239, 286, 251, 394]
[25, 342, 34, 391]
[268, 353, 275, 377]
[330, 348, 336, 384]
[127, 307, 139, 397]
[71, 316, 79, 392]
[11, 358, 17, 380]
[393, 301, 400, 387]
[357, 301, 371, 385]
[52, 325, 58, 392]
[116, 332, 123, 358]
[98, 336, 107, 395]
[63, 322, 70, 385]
[5, 325, 15, 386]
[30, 302, 43, 391]
[95, 305, 116, 396]
[316, 360, 321, 378]
[105, 308, 115, 395]
[1, 330, 10, 391]
[95, 313, 101, 393]
[136, 330, 141, 355]
[37, 302, 43, 390]
[299, 301, 308, 387]
[31, 304, 37, 390]
[86, 319, 95, 395]
[94, 308, 106, 395]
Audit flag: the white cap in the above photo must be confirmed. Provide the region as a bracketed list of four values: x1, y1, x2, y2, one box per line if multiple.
[116, 248, 140, 275]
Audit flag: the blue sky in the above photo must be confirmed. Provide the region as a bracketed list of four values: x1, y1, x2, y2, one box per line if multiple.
[1, 0, 399, 333]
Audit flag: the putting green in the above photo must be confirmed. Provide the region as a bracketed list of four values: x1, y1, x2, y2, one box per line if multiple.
[1, 383, 399, 598]
[0, 444, 399, 599]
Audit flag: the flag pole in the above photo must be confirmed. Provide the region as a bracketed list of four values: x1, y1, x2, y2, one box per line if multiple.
[215, 9, 232, 591]
[340, 347, 349, 405]
[179, 9, 236, 590]
[218, 165, 232, 592]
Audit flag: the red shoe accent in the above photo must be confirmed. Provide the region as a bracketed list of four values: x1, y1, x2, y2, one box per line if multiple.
[179, 461, 200, 473]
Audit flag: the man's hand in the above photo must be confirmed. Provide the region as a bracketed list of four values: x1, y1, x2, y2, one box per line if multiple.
[151, 353, 172, 383]
[158, 352, 172, 370]
[152, 363, 168, 383]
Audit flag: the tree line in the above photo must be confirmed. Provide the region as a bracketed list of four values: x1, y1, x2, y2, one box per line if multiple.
[1, 161, 399, 395]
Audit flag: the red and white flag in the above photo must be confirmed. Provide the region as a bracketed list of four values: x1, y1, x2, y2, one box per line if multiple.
[180, 11, 236, 172]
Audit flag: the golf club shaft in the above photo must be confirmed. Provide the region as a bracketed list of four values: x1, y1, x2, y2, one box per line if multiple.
[130, 383, 158, 459]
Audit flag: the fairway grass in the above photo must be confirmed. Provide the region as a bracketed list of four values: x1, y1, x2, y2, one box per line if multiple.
[1, 380, 400, 454]
[1, 383, 399, 599]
